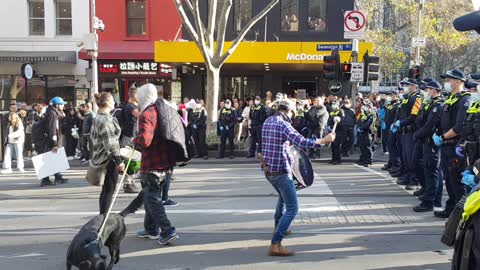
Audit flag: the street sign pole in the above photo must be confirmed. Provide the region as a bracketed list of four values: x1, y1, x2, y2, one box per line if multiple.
[416, 0, 424, 65]
[352, 39, 359, 107]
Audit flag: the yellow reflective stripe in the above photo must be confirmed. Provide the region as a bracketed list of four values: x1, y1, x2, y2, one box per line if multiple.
[411, 97, 422, 116]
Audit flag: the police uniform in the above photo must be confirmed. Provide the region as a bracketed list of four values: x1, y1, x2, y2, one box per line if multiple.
[190, 106, 208, 159]
[435, 69, 472, 217]
[293, 108, 308, 137]
[383, 98, 400, 170]
[328, 107, 345, 164]
[357, 106, 374, 166]
[248, 101, 268, 158]
[462, 100, 480, 165]
[217, 104, 237, 159]
[395, 80, 423, 187]
[412, 81, 444, 211]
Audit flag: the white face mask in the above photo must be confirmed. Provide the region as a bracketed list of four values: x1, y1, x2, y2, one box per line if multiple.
[196, 104, 202, 109]
[296, 105, 303, 111]
[444, 82, 452, 93]
[344, 104, 351, 109]
[423, 91, 432, 102]
[225, 104, 231, 109]
[255, 100, 261, 106]
[386, 97, 392, 103]
[471, 93, 480, 103]
[403, 86, 410, 93]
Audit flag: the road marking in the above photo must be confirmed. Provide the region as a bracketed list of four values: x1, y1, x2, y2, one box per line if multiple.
[353, 163, 417, 196]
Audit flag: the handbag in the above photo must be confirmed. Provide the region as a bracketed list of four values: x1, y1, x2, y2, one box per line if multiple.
[86, 159, 108, 186]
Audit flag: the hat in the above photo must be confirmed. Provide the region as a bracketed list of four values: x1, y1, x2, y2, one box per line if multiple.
[50, 97, 66, 105]
[424, 80, 442, 91]
[255, 96, 261, 100]
[401, 78, 419, 86]
[465, 80, 479, 89]
[471, 74, 480, 80]
[441, 69, 466, 82]
[419, 77, 434, 90]
[454, 11, 480, 34]
[225, 99, 232, 105]
[277, 99, 295, 111]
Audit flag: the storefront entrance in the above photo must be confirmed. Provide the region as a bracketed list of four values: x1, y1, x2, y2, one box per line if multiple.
[283, 78, 318, 98]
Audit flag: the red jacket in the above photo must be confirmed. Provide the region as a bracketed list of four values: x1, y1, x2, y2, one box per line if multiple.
[133, 105, 176, 173]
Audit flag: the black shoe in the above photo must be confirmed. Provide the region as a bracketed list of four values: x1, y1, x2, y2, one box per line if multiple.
[405, 184, 418, 191]
[396, 178, 409, 185]
[413, 202, 434, 212]
[55, 178, 69, 184]
[434, 210, 452, 218]
[331, 161, 342, 165]
[229, 155, 234, 159]
[418, 194, 425, 201]
[203, 156, 209, 160]
[40, 179, 56, 187]
[413, 187, 425, 197]
[216, 155, 224, 159]
[363, 163, 372, 167]
[193, 155, 200, 159]
[381, 164, 391, 170]
[355, 160, 365, 165]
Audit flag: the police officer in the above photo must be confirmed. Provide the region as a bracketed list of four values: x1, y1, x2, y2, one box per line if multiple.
[382, 93, 400, 171]
[293, 100, 309, 137]
[341, 99, 355, 157]
[190, 101, 208, 159]
[217, 99, 237, 159]
[412, 80, 444, 212]
[458, 78, 480, 171]
[389, 89, 407, 178]
[328, 100, 345, 165]
[391, 78, 423, 188]
[247, 96, 267, 158]
[356, 101, 374, 167]
[432, 69, 472, 218]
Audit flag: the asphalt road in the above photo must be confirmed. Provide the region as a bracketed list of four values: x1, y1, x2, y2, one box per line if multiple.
[0, 158, 452, 270]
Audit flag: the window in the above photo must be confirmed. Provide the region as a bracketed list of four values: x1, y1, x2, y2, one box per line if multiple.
[28, 77, 47, 104]
[47, 76, 74, 103]
[56, 0, 72, 35]
[234, 0, 252, 32]
[308, 0, 327, 31]
[29, 0, 45, 35]
[281, 0, 299, 32]
[127, 0, 147, 36]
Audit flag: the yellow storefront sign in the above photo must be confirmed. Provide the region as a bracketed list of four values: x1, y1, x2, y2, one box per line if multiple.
[155, 41, 373, 64]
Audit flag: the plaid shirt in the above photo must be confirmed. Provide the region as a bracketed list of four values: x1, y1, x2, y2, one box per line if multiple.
[91, 111, 121, 165]
[262, 113, 319, 174]
[133, 105, 176, 173]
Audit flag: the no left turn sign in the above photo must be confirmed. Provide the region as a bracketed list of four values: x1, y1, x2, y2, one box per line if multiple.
[344, 10, 366, 39]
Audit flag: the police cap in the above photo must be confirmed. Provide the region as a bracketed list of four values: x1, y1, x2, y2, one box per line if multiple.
[440, 69, 466, 82]
[465, 80, 478, 89]
[424, 80, 442, 91]
[454, 10, 480, 34]
[401, 78, 419, 86]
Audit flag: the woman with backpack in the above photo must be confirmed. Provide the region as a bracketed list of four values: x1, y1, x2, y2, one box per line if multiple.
[2, 112, 25, 174]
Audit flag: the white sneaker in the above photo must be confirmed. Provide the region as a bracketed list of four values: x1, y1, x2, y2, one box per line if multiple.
[1, 169, 12, 174]
[384, 152, 389, 155]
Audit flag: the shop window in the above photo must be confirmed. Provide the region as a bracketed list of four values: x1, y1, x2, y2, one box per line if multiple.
[56, 0, 72, 35]
[29, 0, 45, 35]
[11, 76, 27, 102]
[221, 76, 262, 101]
[280, 0, 299, 32]
[127, 0, 147, 36]
[308, 0, 327, 32]
[0, 75, 12, 111]
[47, 76, 74, 105]
[100, 78, 122, 104]
[28, 77, 47, 105]
[234, 0, 252, 32]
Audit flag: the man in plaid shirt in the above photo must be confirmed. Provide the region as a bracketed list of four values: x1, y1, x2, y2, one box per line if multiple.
[262, 99, 335, 256]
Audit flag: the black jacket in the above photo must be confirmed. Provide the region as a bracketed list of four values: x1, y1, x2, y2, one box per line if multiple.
[341, 106, 356, 128]
[249, 105, 268, 127]
[44, 105, 63, 149]
[218, 107, 237, 129]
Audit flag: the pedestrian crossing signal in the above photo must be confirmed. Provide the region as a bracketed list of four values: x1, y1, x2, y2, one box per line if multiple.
[342, 63, 352, 81]
[363, 53, 380, 83]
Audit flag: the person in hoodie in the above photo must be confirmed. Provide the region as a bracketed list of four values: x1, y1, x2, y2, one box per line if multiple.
[341, 99, 355, 157]
[40, 97, 69, 187]
[134, 83, 180, 245]
[306, 97, 328, 158]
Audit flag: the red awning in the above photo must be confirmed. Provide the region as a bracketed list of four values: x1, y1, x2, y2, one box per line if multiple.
[78, 41, 154, 60]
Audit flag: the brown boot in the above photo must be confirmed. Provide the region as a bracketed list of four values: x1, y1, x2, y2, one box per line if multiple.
[268, 243, 295, 257]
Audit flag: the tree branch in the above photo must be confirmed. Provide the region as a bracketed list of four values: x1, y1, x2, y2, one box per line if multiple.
[217, 0, 279, 66]
[214, 0, 232, 59]
[192, 0, 213, 63]
[172, 0, 199, 42]
[206, 0, 218, 48]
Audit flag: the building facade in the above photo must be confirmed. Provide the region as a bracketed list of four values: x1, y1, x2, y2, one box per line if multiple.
[155, 0, 373, 101]
[79, 0, 182, 104]
[0, 0, 90, 109]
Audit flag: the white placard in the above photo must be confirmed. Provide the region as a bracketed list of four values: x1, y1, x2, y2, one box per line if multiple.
[32, 147, 70, 180]
[412, 37, 426, 47]
[350, 62, 364, 82]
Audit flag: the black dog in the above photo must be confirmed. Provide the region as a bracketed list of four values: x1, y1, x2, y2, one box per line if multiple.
[66, 204, 138, 270]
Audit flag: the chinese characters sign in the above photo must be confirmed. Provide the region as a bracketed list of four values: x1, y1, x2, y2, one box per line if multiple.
[98, 61, 172, 77]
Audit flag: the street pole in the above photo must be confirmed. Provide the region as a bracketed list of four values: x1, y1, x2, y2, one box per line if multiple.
[90, 0, 99, 111]
[352, 39, 359, 105]
[415, 0, 423, 65]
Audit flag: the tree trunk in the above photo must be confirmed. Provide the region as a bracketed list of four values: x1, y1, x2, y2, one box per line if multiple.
[205, 67, 220, 133]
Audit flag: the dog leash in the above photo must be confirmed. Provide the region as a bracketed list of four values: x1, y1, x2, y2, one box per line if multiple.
[93, 148, 136, 244]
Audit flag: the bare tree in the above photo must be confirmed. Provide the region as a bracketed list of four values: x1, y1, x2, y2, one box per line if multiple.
[172, 0, 279, 128]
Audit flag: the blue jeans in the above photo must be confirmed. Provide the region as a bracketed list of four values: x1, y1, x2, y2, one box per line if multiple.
[267, 173, 298, 244]
[161, 168, 173, 201]
[140, 172, 174, 237]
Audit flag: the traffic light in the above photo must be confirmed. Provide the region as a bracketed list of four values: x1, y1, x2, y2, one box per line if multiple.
[408, 65, 422, 79]
[363, 53, 380, 83]
[341, 63, 352, 82]
[324, 50, 340, 81]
